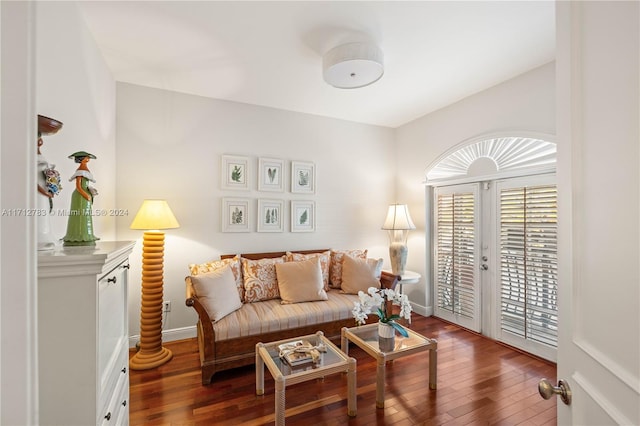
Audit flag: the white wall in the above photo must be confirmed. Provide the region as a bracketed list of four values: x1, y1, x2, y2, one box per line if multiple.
[115, 83, 396, 339]
[395, 62, 556, 314]
[35, 2, 117, 243]
[1, 2, 37, 424]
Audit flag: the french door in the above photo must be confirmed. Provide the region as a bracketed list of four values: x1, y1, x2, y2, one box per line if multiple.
[433, 183, 481, 332]
[433, 175, 558, 360]
[495, 175, 557, 360]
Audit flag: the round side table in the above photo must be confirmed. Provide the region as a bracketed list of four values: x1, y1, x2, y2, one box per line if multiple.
[383, 270, 421, 295]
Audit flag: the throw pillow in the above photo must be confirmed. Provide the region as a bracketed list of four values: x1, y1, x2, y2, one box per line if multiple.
[286, 250, 331, 290]
[276, 257, 328, 304]
[188, 255, 244, 302]
[340, 255, 383, 294]
[189, 265, 243, 322]
[242, 256, 286, 302]
[329, 249, 368, 288]
[367, 257, 384, 279]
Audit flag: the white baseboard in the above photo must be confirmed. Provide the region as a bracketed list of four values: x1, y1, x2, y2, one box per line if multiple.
[129, 325, 197, 348]
[411, 302, 433, 317]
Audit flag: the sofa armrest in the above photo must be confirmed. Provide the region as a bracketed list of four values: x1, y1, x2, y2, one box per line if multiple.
[380, 270, 399, 291]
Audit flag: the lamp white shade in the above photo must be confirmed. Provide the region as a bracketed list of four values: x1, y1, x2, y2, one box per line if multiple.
[130, 199, 180, 230]
[323, 42, 384, 89]
[382, 204, 416, 230]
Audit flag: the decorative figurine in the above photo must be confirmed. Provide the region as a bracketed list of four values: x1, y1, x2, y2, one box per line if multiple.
[63, 151, 100, 246]
[37, 115, 63, 251]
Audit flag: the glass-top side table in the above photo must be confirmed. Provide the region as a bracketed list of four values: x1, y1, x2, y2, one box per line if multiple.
[256, 331, 356, 425]
[341, 323, 437, 408]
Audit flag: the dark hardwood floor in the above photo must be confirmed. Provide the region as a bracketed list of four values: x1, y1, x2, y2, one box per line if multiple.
[129, 316, 557, 425]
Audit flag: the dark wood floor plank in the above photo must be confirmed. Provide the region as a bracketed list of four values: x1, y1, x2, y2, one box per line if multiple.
[129, 315, 556, 425]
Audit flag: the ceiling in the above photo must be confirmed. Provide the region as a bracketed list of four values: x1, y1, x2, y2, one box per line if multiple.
[78, 1, 555, 128]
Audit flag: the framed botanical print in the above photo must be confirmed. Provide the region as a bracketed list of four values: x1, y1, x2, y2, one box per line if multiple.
[291, 161, 315, 194]
[258, 157, 284, 192]
[221, 154, 250, 190]
[221, 198, 250, 232]
[291, 200, 315, 232]
[257, 199, 284, 232]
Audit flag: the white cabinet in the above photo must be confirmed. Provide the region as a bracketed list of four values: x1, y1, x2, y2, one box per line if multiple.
[38, 241, 135, 426]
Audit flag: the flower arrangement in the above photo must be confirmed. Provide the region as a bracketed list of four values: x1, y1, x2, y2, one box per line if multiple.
[352, 287, 412, 337]
[43, 167, 62, 211]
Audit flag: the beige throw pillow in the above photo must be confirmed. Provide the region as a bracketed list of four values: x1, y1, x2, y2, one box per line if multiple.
[286, 250, 331, 290]
[188, 255, 244, 302]
[340, 255, 383, 294]
[276, 257, 328, 304]
[329, 249, 368, 288]
[190, 265, 243, 322]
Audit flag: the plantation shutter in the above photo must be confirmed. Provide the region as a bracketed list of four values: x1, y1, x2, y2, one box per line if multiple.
[499, 182, 558, 350]
[434, 184, 480, 332]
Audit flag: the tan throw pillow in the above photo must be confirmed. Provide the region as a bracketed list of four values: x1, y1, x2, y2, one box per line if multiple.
[286, 251, 331, 290]
[188, 255, 244, 302]
[190, 265, 243, 322]
[340, 255, 383, 294]
[276, 257, 328, 304]
[242, 256, 285, 302]
[329, 249, 368, 288]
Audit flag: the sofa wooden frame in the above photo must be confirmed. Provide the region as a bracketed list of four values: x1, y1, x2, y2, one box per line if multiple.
[185, 249, 399, 385]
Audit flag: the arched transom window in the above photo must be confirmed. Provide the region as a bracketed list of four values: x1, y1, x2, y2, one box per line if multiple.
[426, 136, 556, 183]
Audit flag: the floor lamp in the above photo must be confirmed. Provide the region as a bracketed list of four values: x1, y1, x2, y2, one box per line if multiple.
[382, 204, 416, 276]
[129, 199, 180, 370]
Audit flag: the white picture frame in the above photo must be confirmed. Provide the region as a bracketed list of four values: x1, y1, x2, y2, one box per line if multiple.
[291, 161, 315, 194]
[257, 199, 284, 232]
[258, 157, 284, 192]
[221, 198, 251, 232]
[291, 200, 315, 232]
[221, 154, 250, 190]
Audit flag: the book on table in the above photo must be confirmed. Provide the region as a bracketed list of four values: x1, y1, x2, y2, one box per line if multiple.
[278, 340, 314, 366]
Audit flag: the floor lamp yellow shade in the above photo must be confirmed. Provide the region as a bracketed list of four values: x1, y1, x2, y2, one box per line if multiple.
[129, 200, 180, 370]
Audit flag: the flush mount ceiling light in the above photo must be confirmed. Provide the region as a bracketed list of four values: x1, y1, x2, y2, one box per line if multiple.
[322, 42, 384, 89]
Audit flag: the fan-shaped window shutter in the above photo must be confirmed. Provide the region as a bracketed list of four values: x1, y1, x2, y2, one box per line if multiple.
[434, 184, 481, 332]
[499, 181, 558, 350]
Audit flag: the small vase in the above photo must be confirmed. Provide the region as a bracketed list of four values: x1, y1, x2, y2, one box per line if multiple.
[378, 322, 395, 352]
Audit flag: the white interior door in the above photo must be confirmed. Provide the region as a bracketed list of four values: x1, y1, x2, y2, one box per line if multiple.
[555, 2, 639, 424]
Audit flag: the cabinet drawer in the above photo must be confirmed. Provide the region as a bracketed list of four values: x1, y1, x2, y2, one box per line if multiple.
[99, 260, 128, 389]
[100, 371, 128, 426]
[100, 343, 128, 417]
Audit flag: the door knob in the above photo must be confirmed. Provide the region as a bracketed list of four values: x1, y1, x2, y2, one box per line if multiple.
[538, 378, 571, 405]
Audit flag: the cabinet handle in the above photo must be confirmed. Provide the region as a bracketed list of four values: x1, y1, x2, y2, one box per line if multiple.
[121, 367, 127, 374]
[104, 412, 111, 421]
[107, 276, 117, 284]
[122, 400, 127, 407]
[122, 264, 130, 270]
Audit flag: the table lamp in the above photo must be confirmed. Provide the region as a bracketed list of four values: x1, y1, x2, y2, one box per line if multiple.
[382, 204, 415, 276]
[129, 199, 180, 370]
